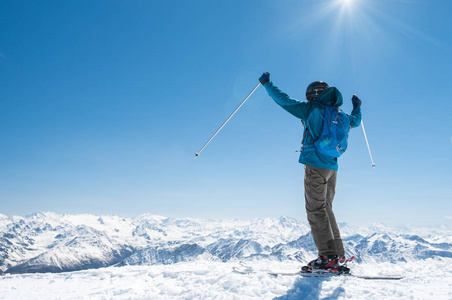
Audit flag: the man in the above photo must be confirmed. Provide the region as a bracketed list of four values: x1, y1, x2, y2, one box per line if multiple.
[259, 72, 362, 270]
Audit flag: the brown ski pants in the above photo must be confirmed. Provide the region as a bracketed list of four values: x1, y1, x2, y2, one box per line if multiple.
[304, 164, 345, 256]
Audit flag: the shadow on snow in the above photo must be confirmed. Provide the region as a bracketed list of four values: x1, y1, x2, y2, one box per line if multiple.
[274, 277, 345, 300]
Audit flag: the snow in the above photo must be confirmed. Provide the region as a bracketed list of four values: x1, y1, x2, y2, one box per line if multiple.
[1, 259, 451, 299]
[1, 213, 452, 299]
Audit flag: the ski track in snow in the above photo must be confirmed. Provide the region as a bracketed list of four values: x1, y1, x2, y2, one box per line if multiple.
[1, 259, 451, 300]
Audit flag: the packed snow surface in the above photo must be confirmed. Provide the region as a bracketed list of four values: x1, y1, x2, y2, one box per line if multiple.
[1, 259, 451, 299]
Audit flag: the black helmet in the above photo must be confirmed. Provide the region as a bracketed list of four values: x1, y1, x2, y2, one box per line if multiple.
[306, 81, 329, 102]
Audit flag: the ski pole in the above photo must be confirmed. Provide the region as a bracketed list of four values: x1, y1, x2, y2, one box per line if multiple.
[194, 82, 261, 159]
[361, 120, 375, 168]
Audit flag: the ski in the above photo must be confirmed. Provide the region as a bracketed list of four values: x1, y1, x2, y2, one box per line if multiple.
[234, 256, 404, 280]
[268, 270, 349, 277]
[267, 271, 404, 280]
[353, 275, 405, 280]
[269, 265, 351, 278]
[239, 261, 252, 269]
[233, 266, 256, 274]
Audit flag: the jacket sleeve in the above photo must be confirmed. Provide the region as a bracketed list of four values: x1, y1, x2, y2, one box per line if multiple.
[348, 104, 362, 128]
[264, 81, 310, 121]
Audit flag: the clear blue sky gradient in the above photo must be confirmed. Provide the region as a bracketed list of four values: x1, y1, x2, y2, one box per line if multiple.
[1, 0, 451, 225]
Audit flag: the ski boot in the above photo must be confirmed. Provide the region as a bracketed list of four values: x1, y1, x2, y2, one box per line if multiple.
[301, 255, 348, 274]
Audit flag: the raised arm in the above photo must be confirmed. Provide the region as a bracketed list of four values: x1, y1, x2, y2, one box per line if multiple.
[348, 94, 362, 128]
[259, 72, 310, 121]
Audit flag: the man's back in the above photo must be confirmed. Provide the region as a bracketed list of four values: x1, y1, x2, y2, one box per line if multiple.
[263, 81, 361, 171]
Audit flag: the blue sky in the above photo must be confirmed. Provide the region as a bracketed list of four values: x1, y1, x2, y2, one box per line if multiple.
[1, 0, 451, 225]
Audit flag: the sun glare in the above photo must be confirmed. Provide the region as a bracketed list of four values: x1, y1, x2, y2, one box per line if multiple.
[341, 0, 355, 8]
[288, 0, 437, 70]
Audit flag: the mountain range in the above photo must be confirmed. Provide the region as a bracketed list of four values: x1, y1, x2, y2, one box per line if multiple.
[0, 212, 451, 274]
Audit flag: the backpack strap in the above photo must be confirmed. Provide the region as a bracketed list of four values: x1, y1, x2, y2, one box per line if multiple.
[299, 105, 327, 152]
[300, 120, 316, 151]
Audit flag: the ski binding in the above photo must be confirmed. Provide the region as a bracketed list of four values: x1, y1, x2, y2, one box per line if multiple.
[234, 257, 404, 280]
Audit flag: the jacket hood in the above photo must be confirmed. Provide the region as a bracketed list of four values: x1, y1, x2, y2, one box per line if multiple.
[315, 87, 343, 107]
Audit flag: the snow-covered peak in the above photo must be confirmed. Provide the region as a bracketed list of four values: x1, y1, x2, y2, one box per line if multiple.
[136, 214, 169, 223]
[0, 215, 12, 233]
[1, 212, 451, 275]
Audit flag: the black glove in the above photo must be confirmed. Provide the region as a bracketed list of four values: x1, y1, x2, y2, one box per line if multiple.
[352, 94, 362, 106]
[259, 72, 270, 86]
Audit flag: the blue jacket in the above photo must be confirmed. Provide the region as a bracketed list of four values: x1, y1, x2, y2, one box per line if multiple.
[264, 81, 362, 171]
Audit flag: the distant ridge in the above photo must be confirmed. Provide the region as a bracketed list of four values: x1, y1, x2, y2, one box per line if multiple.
[0, 212, 451, 274]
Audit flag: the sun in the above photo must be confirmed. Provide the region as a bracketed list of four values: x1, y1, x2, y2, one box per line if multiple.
[340, 0, 355, 8]
[340, 0, 358, 9]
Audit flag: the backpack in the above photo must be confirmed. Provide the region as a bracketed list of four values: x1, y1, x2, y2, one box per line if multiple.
[302, 106, 350, 157]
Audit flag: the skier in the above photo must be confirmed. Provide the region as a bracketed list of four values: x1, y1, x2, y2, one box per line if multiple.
[259, 72, 362, 270]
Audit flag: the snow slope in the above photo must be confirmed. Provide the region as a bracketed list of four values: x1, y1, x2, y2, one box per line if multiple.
[0, 259, 451, 299]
